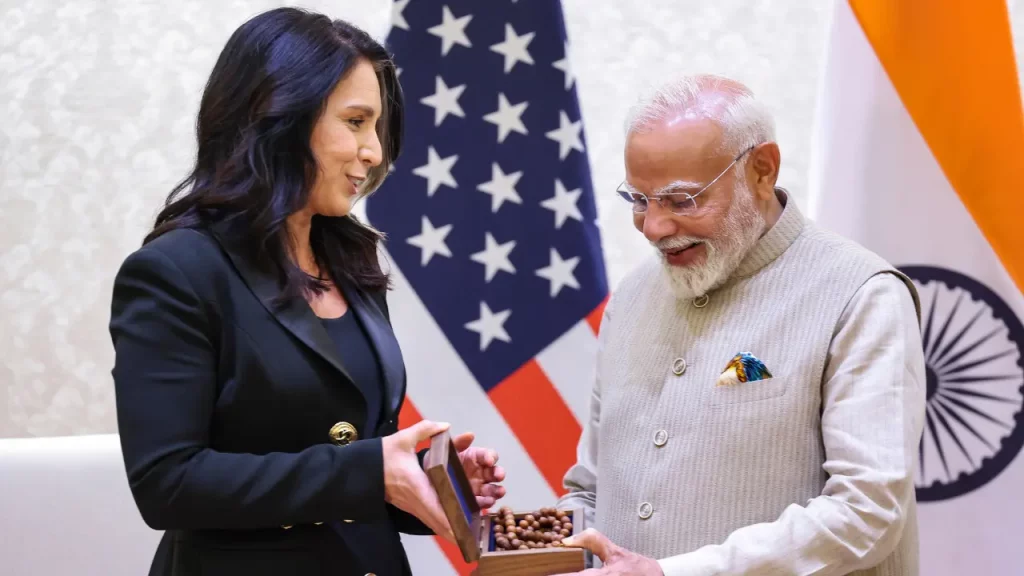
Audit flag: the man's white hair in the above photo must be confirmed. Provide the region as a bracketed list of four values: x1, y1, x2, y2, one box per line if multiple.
[625, 74, 776, 157]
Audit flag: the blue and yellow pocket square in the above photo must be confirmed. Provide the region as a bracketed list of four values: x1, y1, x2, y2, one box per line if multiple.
[716, 352, 772, 386]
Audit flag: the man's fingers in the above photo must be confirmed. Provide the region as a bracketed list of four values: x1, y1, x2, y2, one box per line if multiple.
[562, 528, 616, 562]
[459, 445, 498, 468]
[475, 448, 498, 467]
[475, 483, 506, 507]
[477, 483, 505, 499]
[405, 420, 450, 445]
[482, 464, 506, 483]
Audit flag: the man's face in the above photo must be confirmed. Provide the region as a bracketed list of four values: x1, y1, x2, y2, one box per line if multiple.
[623, 117, 766, 299]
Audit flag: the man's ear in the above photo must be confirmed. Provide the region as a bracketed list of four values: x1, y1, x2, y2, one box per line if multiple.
[750, 141, 780, 199]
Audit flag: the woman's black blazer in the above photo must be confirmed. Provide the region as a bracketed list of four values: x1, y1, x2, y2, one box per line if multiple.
[109, 223, 432, 576]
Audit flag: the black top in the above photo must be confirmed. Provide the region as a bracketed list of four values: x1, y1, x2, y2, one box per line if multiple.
[320, 310, 385, 434]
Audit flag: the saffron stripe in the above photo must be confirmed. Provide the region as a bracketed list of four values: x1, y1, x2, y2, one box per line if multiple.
[849, 0, 1024, 292]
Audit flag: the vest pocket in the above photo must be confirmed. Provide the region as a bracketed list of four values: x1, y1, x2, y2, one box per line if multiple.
[707, 376, 790, 406]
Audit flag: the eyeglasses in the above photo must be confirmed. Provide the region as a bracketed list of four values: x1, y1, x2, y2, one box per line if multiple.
[616, 145, 755, 216]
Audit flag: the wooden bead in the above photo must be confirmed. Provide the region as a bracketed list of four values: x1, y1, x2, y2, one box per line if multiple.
[563, 522, 573, 531]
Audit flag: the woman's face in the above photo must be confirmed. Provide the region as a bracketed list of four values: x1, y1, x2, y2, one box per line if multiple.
[306, 58, 384, 218]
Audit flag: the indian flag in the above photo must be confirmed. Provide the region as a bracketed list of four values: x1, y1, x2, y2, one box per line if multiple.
[809, 1, 1024, 574]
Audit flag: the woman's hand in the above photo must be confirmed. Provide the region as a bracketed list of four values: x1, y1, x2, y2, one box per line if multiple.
[381, 420, 456, 542]
[452, 432, 506, 509]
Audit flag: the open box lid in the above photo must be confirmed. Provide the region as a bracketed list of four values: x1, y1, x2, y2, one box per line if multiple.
[424, 430, 484, 563]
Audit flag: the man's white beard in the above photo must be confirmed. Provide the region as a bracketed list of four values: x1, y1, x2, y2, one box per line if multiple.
[654, 180, 766, 301]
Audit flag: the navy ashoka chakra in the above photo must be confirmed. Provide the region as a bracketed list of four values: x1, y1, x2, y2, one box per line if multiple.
[899, 266, 1024, 502]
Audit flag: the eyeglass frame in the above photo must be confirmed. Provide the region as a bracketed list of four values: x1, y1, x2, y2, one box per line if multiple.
[616, 144, 756, 216]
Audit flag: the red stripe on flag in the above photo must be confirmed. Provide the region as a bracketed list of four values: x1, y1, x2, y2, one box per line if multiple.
[397, 397, 433, 454]
[434, 539, 476, 576]
[396, 399, 475, 576]
[586, 295, 609, 335]
[488, 360, 582, 496]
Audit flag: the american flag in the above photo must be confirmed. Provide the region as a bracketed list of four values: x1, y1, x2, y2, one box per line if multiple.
[365, 0, 608, 573]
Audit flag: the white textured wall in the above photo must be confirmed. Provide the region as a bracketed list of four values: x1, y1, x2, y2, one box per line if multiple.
[2, 0, 1023, 438]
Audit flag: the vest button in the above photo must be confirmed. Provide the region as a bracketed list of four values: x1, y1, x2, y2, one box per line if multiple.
[329, 422, 358, 446]
[638, 502, 653, 519]
[693, 294, 709, 308]
[671, 358, 687, 375]
[653, 430, 668, 447]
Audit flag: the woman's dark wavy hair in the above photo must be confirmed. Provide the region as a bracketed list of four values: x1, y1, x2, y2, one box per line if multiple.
[144, 7, 402, 304]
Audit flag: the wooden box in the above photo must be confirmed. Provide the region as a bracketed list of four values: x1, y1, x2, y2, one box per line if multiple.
[424, 430, 586, 576]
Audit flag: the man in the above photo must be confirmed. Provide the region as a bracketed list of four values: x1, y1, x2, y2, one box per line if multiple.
[554, 75, 926, 576]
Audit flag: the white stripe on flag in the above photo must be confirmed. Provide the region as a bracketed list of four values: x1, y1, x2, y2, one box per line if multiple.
[400, 534, 457, 576]
[535, 319, 599, 424]
[379, 248, 558, 512]
[809, 3, 1024, 576]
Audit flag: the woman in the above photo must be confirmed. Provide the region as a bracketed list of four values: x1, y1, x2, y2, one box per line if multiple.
[108, 8, 505, 576]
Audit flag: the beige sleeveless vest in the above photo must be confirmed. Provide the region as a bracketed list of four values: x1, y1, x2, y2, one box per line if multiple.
[580, 192, 920, 575]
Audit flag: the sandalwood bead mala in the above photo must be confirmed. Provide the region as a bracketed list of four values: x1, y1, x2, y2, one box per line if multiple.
[491, 506, 574, 552]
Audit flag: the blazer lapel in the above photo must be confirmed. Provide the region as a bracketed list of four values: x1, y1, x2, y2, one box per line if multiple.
[207, 224, 355, 385]
[339, 281, 406, 420]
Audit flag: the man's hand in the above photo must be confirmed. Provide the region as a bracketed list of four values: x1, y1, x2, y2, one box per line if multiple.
[554, 528, 664, 576]
[452, 432, 506, 508]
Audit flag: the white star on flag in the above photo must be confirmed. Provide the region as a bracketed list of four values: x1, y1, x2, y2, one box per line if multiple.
[470, 232, 517, 282]
[427, 6, 472, 56]
[552, 42, 575, 90]
[420, 76, 466, 126]
[391, 0, 410, 31]
[535, 247, 581, 297]
[476, 162, 523, 212]
[540, 179, 583, 228]
[406, 216, 453, 266]
[482, 93, 529, 143]
[545, 111, 585, 160]
[465, 301, 512, 351]
[489, 23, 535, 73]
[412, 146, 458, 196]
